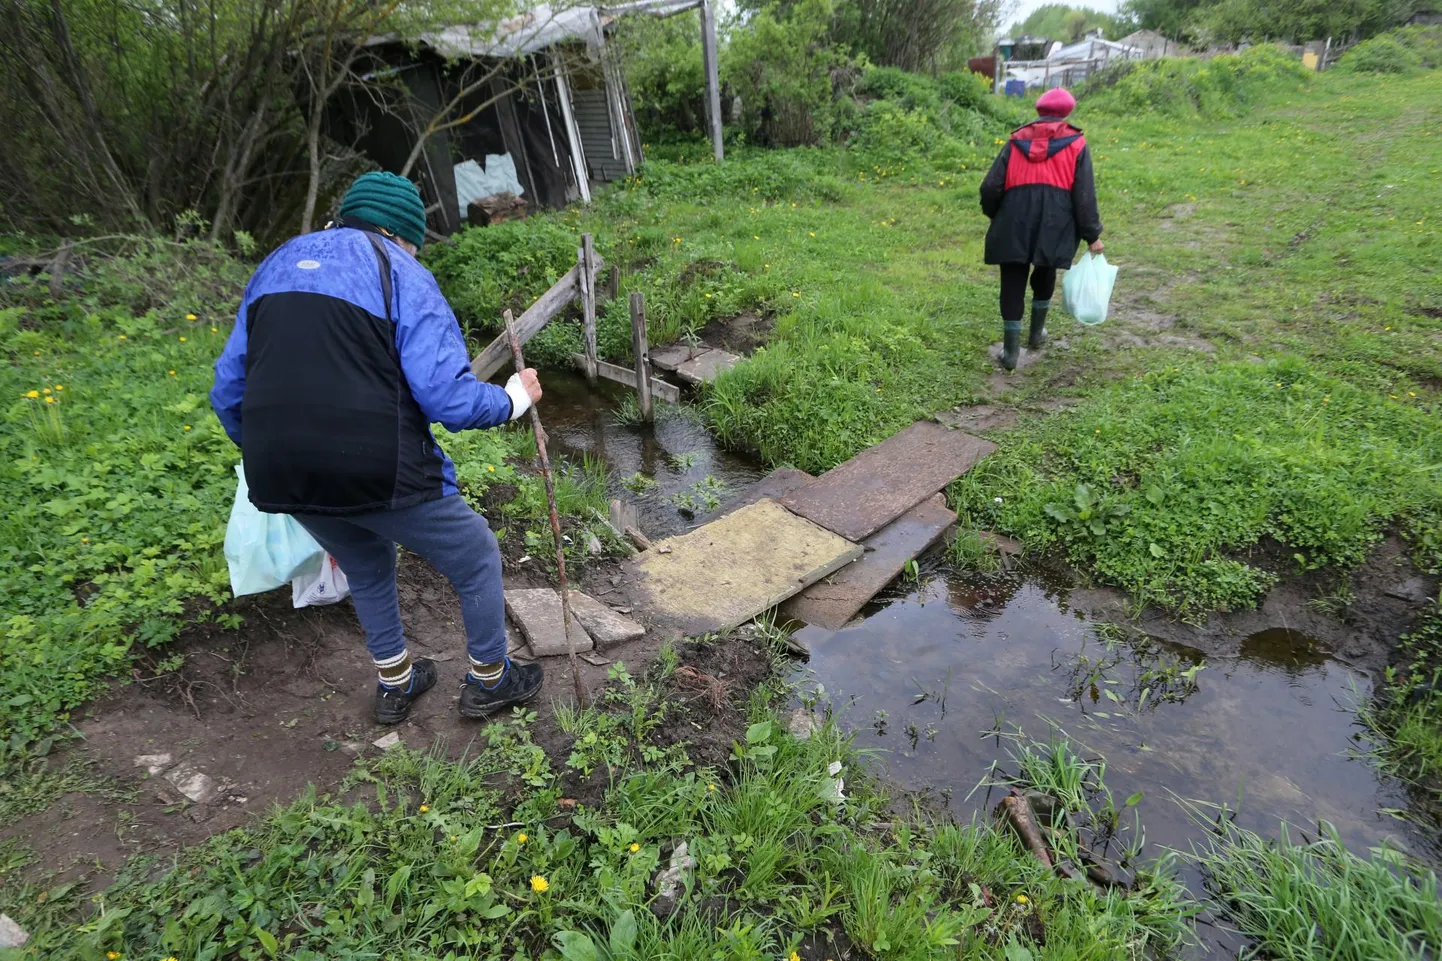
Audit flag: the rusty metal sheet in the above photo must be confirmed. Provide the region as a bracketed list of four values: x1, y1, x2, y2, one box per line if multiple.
[779, 494, 955, 630]
[779, 421, 995, 541]
[624, 498, 861, 635]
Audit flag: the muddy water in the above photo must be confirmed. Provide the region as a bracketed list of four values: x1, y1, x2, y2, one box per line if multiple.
[538, 370, 762, 538]
[539, 370, 1438, 943]
[794, 576, 1441, 916]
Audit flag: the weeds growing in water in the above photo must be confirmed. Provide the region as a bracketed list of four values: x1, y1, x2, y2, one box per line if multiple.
[621, 471, 657, 494]
[1193, 821, 1441, 961]
[669, 474, 726, 515]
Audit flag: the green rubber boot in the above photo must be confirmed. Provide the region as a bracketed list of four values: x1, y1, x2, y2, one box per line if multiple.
[1000, 320, 1022, 371]
[1028, 299, 1051, 350]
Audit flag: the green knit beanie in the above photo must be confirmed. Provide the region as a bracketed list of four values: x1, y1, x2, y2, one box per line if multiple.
[338, 171, 427, 249]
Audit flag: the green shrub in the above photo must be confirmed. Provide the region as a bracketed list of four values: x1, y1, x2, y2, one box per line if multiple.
[423, 219, 581, 339]
[1080, 44, 1310, 118]
[1391, 24, 1442, 67]
[1338, 34, 1424, 74]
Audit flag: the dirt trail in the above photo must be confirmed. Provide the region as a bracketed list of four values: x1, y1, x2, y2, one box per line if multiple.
[2, 555, 680, 889]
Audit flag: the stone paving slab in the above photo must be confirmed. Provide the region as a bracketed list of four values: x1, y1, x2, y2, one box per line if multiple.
[625, 498, 862, 635]
[779, 494, 955, 630]
[503, 589, 594, 657]
[673, 348, 740, 385]
[779, 421, 995, 542]
[649, 343, 697, 371]
[569, 592, 646, 646]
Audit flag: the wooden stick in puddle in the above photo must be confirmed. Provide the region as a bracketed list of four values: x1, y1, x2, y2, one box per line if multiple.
[502, 308, 586, 706]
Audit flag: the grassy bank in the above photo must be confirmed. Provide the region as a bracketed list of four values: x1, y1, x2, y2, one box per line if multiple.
[0, 643, 1198, 960]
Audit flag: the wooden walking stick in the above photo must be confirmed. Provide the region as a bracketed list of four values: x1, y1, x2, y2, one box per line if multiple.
[502, 309, 587, 706]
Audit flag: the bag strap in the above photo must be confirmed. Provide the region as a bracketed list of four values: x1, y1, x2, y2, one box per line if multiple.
[362, 231, 394, 325]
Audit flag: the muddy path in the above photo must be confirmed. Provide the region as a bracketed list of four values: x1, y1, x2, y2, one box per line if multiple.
[2, 554, 733, 890]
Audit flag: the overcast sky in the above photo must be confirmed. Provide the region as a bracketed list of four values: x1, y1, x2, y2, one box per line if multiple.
[1002, 0, 1122, 30]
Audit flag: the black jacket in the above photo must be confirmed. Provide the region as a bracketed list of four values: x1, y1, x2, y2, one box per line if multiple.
[979, 119, 1103, 268]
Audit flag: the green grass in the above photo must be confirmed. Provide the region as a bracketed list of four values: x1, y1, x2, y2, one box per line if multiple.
[1361, 601, 1442, 799]
[0, 660, 1196, 960]
[1194, 822, 1442, 961]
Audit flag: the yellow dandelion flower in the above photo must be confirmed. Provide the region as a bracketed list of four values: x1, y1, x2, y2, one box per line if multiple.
[707, 783, 717, 792]
[419, 804, 430, 813]
[211, 327, 219, 333]
[792, 292, 800, 298]
[753, 235, 760, 240]
[43, 387, 51, 394]
[24, 390, 39, 399]
[809, 232, 816, 237]
[1016, 894, 1029, 904]
[118, 334, 126, 340]
[790, 953, 801, 961]
[629, 842, 640, 853]
[186, 313, 198, 321]
[183, 424, 191, 431]
[530, 874, 549, 893]
[54, 384, 63, 391]
[107, 953, 121, 960]
[517, 832, 528, 844]
[179, 336, 187, 342]
[164, 957, 179, 961]
[81, 537, 90, 544]
[170, 370, 177, 376]
[486, 464, 496, 472]
[45, 396, 55, 404]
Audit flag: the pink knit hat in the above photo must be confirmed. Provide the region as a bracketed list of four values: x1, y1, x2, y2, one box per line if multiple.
[1036, 87, 1076, 118]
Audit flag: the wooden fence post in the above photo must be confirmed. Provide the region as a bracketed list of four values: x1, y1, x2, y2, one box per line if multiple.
[606, 264, 620, 302]
[629, 291, 653, 423]
[580, 233, 598, 384]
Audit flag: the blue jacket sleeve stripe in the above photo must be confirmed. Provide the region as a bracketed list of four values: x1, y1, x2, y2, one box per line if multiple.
[389, 245, 513, 432]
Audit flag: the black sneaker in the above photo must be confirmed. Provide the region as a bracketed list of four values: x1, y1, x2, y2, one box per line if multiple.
[459, 659, 544, 718]
[374, 658, 438, 725]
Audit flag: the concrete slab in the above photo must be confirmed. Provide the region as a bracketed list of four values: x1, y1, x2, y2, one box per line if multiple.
[504, 589, 594, 657]
[134, 752, 174, 776]
[626, 498, 862, 635]
[674, 348, 740, 385]
[569, 592, 646, 646]
[0, 914, 30, 949]
[164, 763, 220, 804]
[373, 732, 402, 750]
[649, 343, 697, 371]
[780, 494, 955, 630]
[780, 421, 995, 542]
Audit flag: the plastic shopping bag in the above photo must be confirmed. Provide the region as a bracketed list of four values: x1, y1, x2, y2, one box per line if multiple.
[292, 552, 351, 608]
[1062, 252, 1119, 327]
[223, 464, 323, 596]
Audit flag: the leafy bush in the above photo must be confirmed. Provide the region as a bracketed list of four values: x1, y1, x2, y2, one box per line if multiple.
[1080, 44, 1310, 118]
[723, 0, 862, 146]
[424, 218, 581, 339]
[1391, 24, 1442, 67]
[1338, 33, 1424, 74]
[612, 12, 707, 136]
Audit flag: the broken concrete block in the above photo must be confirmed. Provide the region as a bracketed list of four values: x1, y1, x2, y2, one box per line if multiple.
[133, 752, 174, 776]
[787, 707, 818, 740]
[673, 348, 739, 385]
[568, 593, 645, 646]
[504, 589, 594, 657]
[372, 731, 402, 751]
[651, 841, 698, 917]
[0, 913, 30, 949]
[164, 763, 219, 804]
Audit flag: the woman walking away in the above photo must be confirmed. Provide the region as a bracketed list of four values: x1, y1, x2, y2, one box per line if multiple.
[979, 87, 1104, 371]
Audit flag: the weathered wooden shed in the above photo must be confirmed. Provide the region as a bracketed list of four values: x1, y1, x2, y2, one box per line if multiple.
[332, 1, 722, 237]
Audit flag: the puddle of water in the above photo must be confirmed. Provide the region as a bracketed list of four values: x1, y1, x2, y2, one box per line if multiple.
[794, 574, 1438, 950]
[538, 369, 762, 538]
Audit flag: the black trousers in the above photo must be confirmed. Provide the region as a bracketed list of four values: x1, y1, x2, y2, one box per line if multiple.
[999, 264, 1057, 321]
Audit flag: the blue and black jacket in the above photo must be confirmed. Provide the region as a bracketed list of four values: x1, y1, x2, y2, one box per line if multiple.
[210, 220, 513, 515]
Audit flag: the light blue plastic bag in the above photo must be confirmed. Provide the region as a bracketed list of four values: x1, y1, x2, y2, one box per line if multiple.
[223, 464, 323, 596]
[1062, 252, 1118, 326]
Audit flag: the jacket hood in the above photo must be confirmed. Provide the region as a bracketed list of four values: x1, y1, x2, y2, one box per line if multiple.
[1009, 119, 1083, 162]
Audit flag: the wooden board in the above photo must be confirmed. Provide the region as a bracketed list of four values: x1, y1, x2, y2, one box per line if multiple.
[470, 258, 600, 381]
[572, 354, 682, 404]
[707, 467, 813, 520]
[779, 494, 955, 630]
[625, 498, 862, 635]
[779, 421, 995, 542]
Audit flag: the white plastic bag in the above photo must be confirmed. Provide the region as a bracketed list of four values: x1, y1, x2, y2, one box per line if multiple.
[1062, 252, 1119, 326]
[223, 464, 323, 596]
[292, 552, 351, 608]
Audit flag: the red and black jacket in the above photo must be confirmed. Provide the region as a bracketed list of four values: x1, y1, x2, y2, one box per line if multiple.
[979, 119, 1103, 269]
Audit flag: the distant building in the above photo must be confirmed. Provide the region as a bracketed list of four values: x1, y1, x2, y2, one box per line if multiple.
[1118, 29, 1177, 59]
